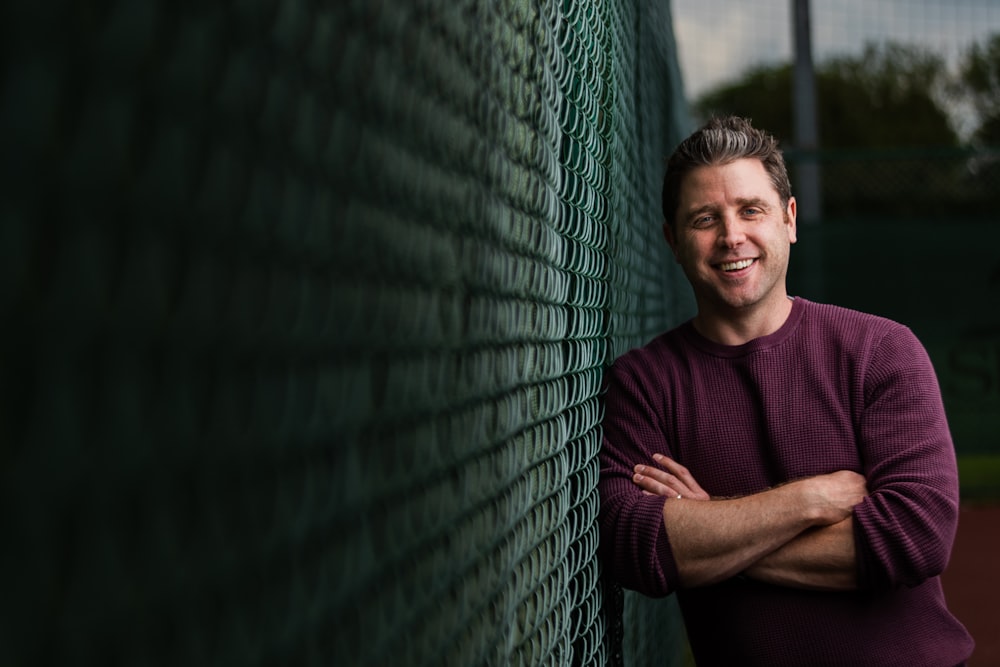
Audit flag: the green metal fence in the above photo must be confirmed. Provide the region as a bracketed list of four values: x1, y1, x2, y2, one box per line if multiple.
[0, 0, 693, 664]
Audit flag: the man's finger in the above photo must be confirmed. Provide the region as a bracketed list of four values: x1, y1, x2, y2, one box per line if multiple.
[633, 470, 678, 497]
[652, 454, 710, 497]
[635, 464, 683, 488]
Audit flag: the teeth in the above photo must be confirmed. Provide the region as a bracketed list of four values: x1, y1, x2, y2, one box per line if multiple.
[720, 259, 754, 271]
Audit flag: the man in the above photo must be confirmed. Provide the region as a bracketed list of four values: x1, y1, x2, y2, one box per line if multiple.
[598, 116, 973, 665]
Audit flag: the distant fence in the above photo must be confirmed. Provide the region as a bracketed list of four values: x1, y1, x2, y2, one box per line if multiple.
[788, 210, 1000, 499]
[787, 147, 1000, 221]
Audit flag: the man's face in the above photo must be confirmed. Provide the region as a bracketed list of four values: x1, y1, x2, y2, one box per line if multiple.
[665, 158, 797, 318]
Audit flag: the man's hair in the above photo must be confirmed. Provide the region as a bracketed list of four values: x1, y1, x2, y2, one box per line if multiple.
[661, 116, 792, 228]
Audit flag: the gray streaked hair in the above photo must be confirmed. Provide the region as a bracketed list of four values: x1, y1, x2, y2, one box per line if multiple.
[661, 116, 792, 228]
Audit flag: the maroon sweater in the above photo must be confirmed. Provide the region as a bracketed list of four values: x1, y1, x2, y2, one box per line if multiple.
[599, 298, 973, 666]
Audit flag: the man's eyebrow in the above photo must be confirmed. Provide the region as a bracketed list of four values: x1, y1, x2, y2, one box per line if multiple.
[682, 204, 717, 221]
[736, 197, 771, 210]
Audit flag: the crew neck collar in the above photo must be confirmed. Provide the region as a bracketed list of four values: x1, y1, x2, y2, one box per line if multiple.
[681, 297, 807, 358]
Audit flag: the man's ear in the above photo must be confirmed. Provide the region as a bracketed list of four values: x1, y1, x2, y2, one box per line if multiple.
[786, 197, 798, 244]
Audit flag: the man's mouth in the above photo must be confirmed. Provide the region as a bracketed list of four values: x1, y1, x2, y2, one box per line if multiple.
[718, 258, 755, 272]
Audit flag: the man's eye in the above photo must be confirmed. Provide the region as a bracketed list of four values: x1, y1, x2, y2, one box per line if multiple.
[692, 216, 714, 227]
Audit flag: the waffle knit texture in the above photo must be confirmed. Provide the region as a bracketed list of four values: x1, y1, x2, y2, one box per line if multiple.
[599, 297, 974, 666]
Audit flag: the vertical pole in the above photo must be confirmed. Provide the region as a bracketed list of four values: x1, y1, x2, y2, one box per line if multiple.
[792, 0, 821, 224]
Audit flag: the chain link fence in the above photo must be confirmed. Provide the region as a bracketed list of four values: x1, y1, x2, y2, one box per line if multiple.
[1, 0, 694, 665]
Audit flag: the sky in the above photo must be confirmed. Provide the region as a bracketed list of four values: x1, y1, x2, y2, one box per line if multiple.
[671, 0, 1000, 101]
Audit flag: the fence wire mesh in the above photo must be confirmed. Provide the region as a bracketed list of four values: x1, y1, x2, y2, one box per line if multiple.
[1, 0, 692, 665]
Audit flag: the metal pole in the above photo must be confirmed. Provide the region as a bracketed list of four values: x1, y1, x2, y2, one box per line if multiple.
[792, 0, 821, 224]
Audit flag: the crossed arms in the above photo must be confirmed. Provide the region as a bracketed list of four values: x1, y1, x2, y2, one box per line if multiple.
[631, 455, 866, 591]
[598, 326, 961, 598]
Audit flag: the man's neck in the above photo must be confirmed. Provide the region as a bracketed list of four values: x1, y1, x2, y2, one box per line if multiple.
[692, 295, 795, 346]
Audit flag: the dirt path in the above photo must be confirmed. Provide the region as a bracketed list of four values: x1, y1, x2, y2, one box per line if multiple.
[942, 504, 1000, 666]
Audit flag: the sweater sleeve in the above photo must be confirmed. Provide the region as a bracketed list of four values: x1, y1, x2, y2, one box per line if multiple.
[597, 355, 681, 597]
[853, 325, 961, 590]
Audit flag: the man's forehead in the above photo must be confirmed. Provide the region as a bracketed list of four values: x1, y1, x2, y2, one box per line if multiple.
[678, 159, 779, 204]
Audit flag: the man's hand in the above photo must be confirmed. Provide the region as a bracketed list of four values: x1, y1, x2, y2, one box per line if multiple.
[798, 469, 868, 525]
[632, 454, 711, 500]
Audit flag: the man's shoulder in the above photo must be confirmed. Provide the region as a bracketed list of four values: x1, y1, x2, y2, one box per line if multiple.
[797, 299, 921, 360]
[799, 298, 908, 336]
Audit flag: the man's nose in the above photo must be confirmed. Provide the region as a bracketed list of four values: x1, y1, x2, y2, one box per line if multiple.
[718, 215, 747, 247]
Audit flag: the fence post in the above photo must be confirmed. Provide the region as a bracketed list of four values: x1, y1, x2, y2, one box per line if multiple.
[792, 0, 822, 224]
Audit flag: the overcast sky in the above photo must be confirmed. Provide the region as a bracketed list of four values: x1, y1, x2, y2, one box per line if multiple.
[671, 0, 1000, 100]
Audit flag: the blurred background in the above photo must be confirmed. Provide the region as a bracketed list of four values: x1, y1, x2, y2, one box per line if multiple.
[674, 0, 1000, 502]
[0, 1, 996, 666]
[673, 5, 1000, 662]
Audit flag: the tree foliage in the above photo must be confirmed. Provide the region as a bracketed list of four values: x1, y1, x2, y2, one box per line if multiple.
[694, 64, 796, 144]
[691, 39, 1000, 220]
[821, 43, 957, 147]
[960, 33, 1000, 146]
[694, 42, 959, 149]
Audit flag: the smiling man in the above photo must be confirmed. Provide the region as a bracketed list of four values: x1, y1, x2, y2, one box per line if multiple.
[666, 154, 796, 344]
[598, 116, 974, 666]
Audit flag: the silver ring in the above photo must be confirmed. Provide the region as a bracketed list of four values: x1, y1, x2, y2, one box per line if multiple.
[676, 494, 682, 499]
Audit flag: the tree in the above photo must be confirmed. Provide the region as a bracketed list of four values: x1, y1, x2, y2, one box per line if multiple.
[693, 43, 969, 219]
[819, 43, 958, 148]
[959, 33, 1000, 147]
[694, 42, 959, 149]
[694, 64, 796, 145]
